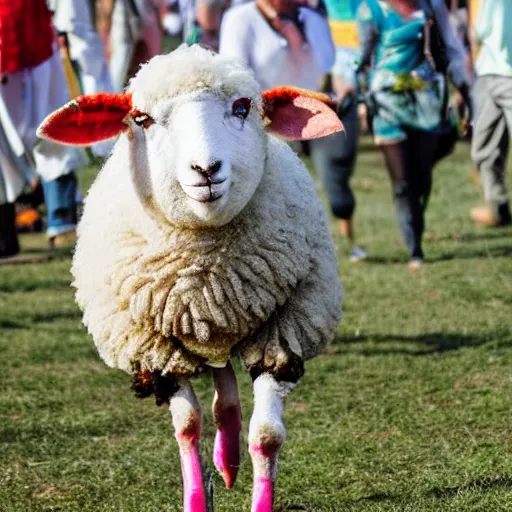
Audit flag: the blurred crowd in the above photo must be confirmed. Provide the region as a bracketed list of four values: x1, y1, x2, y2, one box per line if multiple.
[0, 0, 510, 270]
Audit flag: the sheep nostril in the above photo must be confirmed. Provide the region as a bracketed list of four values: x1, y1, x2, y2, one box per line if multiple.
[191, 160, 223, 176]
[208, 160, 223, 175]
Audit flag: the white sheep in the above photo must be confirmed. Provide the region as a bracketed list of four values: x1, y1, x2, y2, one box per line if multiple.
[38, 44, 343, 512]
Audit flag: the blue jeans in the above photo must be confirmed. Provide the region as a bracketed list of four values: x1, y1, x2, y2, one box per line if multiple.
[42, 173, 78, 238]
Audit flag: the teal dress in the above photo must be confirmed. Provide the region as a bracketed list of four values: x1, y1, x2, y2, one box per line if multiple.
[357, 0, 444, 144]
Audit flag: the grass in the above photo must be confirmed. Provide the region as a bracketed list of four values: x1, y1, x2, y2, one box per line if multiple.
[1, 138, 511, 512]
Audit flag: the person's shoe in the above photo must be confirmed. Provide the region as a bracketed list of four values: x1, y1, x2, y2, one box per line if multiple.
[408, 258, 423, 271]
[49, 230, 76, 249]
[349, 247, 368, 263]
[470, 206, 499, 227]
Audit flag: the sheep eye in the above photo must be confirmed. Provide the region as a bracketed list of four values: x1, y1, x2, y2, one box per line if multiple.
[131, 110, 155, 129]
[232, 98, 251, 119]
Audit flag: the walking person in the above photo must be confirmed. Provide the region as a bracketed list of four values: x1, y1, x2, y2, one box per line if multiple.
[0, 0, 83, 249]
[316, 0, 367, 262]
[50, 0, 115, 158]
[97, 0, 166, 93]
[469, 0, 512, 227]
[0, 121, 36, 258]
[356, 0, 469, 269]
[220, 0, 367, 261]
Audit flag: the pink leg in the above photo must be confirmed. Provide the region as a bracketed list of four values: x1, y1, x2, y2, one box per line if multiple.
[212, 362, 242, 489]
[249, 374, 295, 512]
[169, 379, 207, 512]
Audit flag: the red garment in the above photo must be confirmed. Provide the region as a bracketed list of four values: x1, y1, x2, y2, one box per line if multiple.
[0, 0, 55, 74]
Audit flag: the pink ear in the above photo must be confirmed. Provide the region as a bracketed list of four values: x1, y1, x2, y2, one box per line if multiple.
[262, 86, 344, 141]
[37, 93, 133, 146]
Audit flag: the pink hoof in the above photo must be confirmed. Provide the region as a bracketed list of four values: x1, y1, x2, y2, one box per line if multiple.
[179, 437, 207, 512]
[185, 487, 207, 512]
[213, 427, 240, 488]
[251, 476, 273, 512]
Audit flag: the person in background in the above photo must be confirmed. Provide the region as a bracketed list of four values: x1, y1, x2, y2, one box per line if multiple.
[315, 0, 368, 262]
[183, 0, 230, 51]
[0, 119, 36, 258]
[220, 0, 370, 261]
[469, 0, 512, 227]
[220, 0, 334, 91]
[50, 0, 115, 158]
[97, 0, 166, 93]
[0, 0, 83, 249]
[356, 0, 469, 270]
[163, 0, 184, 37]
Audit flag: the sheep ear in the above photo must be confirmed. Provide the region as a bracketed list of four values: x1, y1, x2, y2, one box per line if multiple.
[37, 93, 133, 146]
[261, 86, 344, 141]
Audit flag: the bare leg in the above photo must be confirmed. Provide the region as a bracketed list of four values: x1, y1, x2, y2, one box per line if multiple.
[339, 218, 354, 244]
[249, 373, 295, 512]
[212, 362, 242, 489]
[169, 379, 206, 512]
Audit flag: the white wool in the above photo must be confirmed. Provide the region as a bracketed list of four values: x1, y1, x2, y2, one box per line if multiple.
[72, 46, 342, 377]
[128, 44, 262, 114]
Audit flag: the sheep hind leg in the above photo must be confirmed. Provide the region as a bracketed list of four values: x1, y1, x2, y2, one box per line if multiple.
[212, 362, 242, 489]
[249, 373, 296, 512]
[169, 378, 207, 512]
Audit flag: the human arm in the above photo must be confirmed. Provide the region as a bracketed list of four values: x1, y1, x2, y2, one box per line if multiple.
[355, 0, 379, 72]
[430, 0, 469, 87]
[95, 0, 116, 60]
[298, 7, 335, 72]
[474, 0, 491, 43]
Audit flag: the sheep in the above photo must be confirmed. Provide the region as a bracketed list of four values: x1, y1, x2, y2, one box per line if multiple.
[38, 44, 343, 512]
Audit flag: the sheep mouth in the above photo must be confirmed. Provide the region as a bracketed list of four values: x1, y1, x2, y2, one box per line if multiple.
[181, 182, 227, 203]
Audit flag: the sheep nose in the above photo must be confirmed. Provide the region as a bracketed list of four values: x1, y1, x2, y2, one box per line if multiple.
[191, 160, 223, 177]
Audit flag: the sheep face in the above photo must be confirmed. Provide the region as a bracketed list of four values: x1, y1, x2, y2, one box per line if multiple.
[142, 90, 267, 228]
[37, 45, 343, 229]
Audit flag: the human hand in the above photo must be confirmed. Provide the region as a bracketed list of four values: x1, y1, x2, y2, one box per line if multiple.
[272, 17, 304, 50]
[30, 177, 40, 193]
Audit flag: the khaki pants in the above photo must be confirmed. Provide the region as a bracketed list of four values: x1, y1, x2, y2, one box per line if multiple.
[471, 75, 512, 222]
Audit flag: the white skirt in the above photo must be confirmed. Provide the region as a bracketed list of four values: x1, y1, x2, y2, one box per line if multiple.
[0, 49, 83, 185]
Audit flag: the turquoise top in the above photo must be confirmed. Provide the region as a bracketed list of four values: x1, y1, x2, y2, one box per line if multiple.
[323, 0, 361, 22]
[356, 0, 443, 143]
[357, 0, 426, 73]
[475, 0, 512, 77]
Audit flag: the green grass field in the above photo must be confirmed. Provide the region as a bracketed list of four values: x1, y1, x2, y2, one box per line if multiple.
[1, 139, 511, 512]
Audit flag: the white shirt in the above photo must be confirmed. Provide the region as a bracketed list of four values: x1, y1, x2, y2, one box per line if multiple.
[219, 2, 334, 91]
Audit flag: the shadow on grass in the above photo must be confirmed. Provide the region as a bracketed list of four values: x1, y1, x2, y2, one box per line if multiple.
[345, 475, 512, 505]
[364, 243, 512, 266]
[331, 330, 512, 356]
[428, 475, 512, 499]
[31, 310, 81, 323]
[0, 318, 26, 329]
[434, 229, 512, 244]
[0, 279, 71, 293]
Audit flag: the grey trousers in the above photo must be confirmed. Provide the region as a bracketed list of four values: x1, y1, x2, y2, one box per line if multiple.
[309, 99, 359, 220]
[471, 75, 512, 222]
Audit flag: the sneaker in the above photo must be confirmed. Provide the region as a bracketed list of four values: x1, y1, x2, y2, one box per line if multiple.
[470, 206, 498, 226]
[349, 247, 368, 263]
[49, 230, 77, 249]
[408, 258, 423, 271]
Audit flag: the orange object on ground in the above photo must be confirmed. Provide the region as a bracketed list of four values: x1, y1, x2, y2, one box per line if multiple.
[15, 208, 42, 232]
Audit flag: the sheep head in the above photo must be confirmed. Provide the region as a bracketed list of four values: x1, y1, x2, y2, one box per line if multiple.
[37, 45, 343, 228]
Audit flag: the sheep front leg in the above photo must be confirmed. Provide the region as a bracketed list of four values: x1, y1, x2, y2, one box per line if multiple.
[212, 362, 242, 489]
[169, 379, 207, 512]
[249, 373, 295, 512]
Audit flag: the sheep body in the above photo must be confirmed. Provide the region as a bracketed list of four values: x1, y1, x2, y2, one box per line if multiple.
[73, 135, 341, 375]
[71, 45, 342, 378]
